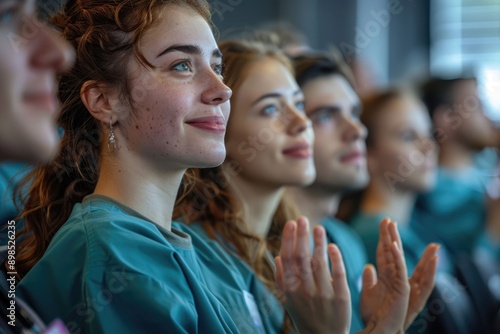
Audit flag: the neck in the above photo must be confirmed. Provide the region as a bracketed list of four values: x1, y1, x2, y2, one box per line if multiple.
[93, 153, 184, 230]
[361, 176, 416, 225]
[439, 140, 475, 170]
[225, 172, 284, 238]
[287, 185, 340, 229]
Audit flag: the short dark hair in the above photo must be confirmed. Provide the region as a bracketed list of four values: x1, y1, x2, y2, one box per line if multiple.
[292, 49, 356, 89]
[419, 77, 477, 120]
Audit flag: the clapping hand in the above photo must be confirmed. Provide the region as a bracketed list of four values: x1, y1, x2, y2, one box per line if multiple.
[275, 217, 351, 334]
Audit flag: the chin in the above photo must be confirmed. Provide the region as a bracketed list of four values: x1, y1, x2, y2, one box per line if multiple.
[297, 172, 316, 187]
[196, 150, 227, 168]
[345, 171, 369, 190]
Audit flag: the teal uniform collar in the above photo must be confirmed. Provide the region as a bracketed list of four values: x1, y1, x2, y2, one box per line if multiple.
[82, 193, 192, 249]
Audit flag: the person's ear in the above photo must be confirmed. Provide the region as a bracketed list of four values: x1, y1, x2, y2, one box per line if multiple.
[80, 80, 122, 125]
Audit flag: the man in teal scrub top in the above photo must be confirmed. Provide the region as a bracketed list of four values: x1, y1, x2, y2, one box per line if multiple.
[285, 52, 373, 333]
[414, 77, 499, 255]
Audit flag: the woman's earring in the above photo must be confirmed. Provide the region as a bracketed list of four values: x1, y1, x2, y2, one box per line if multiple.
[108, 118, 117, 153]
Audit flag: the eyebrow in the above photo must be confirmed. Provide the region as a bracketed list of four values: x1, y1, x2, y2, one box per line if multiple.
[156, 44, 222, 59]
[308, 105, 342, 116]
[308, 103, 362, 116]
[252, 89, 302, 106]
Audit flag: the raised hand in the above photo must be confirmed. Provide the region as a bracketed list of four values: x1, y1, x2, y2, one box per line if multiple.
[275, 217, 351, 334]
[405, 243, 439, 329]
[359, 218, 410, 334]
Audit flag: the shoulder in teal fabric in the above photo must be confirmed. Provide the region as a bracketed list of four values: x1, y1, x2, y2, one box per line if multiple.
[414, 167, 487, 254]
[474, 230, 500, 262]
[350, 212, 382, 270]
[0, 162, 32, 247]
[351, 212, 428, 275]
[17, 195, 240, 334]
[173, 222, 285, 334]
[321, 217, 366, 333]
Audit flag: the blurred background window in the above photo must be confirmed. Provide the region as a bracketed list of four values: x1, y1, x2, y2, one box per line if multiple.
[431, 0, 500, 122]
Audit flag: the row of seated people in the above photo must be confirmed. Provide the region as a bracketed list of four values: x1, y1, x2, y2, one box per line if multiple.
[1, 0, 499, 333]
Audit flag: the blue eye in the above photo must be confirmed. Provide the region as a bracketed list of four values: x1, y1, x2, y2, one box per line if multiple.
[295, 101, 305, 112]
[317, 113, 332, 123]
[312, 110, 332, 124]
[213, 63, 224, 76]
[401, 131, 417, 141]
[172, 61, 190, 72]
[262, 104, 278, 116]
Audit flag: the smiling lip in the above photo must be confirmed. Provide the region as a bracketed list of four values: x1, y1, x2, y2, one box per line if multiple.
[23, 92, 58, 115]
[283, 142, 312, 159]
[186, 116, 226, 134]
[340, 150, 366, 163]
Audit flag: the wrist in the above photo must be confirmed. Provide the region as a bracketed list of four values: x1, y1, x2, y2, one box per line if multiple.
[357, 320, 404, 334]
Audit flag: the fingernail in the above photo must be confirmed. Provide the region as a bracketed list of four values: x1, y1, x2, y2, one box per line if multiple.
[314, 227, 323, 238]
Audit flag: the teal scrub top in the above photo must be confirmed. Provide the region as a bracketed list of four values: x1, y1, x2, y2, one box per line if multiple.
[17, 195, 240, 334]
[0, 162, 31, 246]
[351, 212, 429, 275]
[173, 222, 284, 334]
[474, 230, 500, 262]
[352, 212, 455, 275]
[414, 167, 487, 254]
[322, 217, 366, 333]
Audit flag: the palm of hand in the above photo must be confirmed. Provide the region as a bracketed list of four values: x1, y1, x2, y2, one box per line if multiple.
[360, 266, 409, 331]
[358, 219, 410, 333]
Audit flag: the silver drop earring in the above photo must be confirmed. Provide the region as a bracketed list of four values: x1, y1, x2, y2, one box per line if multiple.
[108, 118, 117, 153]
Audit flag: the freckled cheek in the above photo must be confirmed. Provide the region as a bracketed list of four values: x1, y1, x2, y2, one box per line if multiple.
[137, 94, 194, 149]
